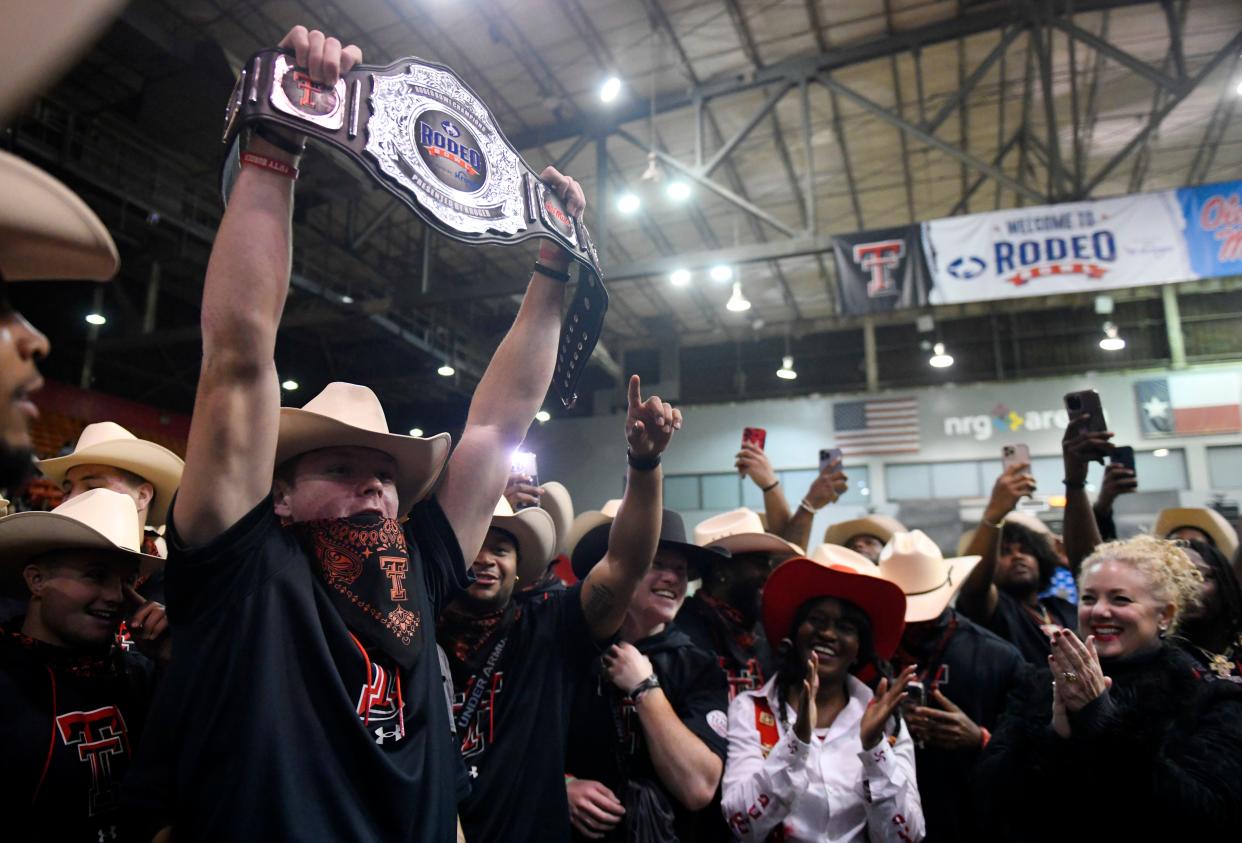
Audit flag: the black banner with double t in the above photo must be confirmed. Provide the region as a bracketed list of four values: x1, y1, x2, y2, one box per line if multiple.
[832, 225, 930, 316]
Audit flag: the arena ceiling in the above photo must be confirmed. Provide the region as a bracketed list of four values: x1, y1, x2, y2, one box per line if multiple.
[5, 0, 1242, 430]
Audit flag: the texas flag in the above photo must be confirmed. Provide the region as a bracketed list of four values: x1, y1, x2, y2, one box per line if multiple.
[1135, 372, 1242, 437]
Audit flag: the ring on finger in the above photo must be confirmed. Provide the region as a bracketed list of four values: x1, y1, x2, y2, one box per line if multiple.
[1061, 671, 1079, 683]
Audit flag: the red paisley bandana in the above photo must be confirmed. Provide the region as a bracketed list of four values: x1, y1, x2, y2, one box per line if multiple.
[701, 592, 756, 651]
[288, 514, 423, 669]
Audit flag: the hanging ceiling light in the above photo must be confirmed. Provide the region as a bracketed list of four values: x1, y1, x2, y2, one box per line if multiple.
[616, 191, 641, 214]
[535, 410, 551, 423]
[85, 313, 106, 326]
[776, 355, 797, 380]
[929, 342, 954, 368]
[726, 281, 751, 312]
[281, 379, 299, 391]
[599, 75, 622, 103]
[1099, 321, 1126, 351]
[665, 180, 691, 201]
[409, 427, 424, 437]
[710, 265, 733, 283]
[437, 362, 456, 377]
[669, 268, 690, 287]
[1236, 79, 1242, 97]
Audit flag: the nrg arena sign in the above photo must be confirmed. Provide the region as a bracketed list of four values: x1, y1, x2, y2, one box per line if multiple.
[943, 403, 1071, 441]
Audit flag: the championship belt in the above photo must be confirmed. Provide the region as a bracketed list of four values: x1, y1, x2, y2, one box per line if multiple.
[220, 49, 607, 407]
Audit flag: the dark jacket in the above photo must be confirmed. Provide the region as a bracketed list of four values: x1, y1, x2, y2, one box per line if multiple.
[976, 643, 1242, 840]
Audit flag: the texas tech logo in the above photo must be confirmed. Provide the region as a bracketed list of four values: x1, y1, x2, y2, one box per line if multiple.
[55, 707, 130, 816]
[852, 240, 905, 297]
[456, 671, 505, 758]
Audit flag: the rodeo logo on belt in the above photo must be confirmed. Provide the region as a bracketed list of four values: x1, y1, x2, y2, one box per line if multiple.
[415, 110, 487, 193]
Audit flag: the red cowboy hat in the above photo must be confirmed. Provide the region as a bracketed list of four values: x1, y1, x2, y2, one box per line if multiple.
[762, 550, 907, 662]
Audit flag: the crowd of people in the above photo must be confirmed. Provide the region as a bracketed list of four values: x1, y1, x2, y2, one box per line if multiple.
[2, 18, 1242, 843]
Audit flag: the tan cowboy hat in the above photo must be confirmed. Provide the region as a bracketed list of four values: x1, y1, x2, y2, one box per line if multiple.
[823, 514, 906, 549]
[0, 488, 160, 590]
[0, 151, 119, 282]
[810, 543, 880, 576]
[878, 530, 981, 623]
[276, 382, 451, 517]
[693, 508, 803, 559]
[489, 498, 557, 583]
[540, 481, 574, 558]
[565, 499, 622, 562]
[1, 0, 126, 124]
[1153, 507, 1239, 559]
[37, 422, 184, 528]
[955, 510, 1053, 556]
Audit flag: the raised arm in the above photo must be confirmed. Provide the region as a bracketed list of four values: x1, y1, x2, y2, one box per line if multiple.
[436, 167, 581, 565]
[1061, 412, 1112, 572]
[957, 462, 1035, 622]
[736, 443, 791, 537]
[782, 459, 847, 551]
[580, 375, 681, 641]
[175, 28, 360, 547]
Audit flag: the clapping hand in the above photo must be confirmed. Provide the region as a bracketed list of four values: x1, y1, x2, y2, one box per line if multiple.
[860, 665, 917, 750]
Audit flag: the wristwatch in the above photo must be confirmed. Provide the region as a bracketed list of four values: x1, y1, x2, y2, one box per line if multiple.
[629, 674, 661, 702]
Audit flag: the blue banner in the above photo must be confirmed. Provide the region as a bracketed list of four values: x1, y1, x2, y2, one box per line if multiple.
[1178, 180, 1242, 278]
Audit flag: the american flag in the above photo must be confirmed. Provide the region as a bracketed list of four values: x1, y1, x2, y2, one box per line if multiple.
[833, 397, 920, 456]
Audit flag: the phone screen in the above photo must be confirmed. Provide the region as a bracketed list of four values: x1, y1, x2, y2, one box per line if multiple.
[742, 427, 767, 450]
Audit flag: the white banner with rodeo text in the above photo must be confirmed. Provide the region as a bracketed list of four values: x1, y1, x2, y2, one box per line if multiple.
[922, 191, 1196, 305]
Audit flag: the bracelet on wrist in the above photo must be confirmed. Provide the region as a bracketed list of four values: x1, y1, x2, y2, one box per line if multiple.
[629, 674, 660, 702]
[627, 450, 661, 471]
[761, 479, 780, 493]
[798, 498, 818, 515]
[981, 514, 1004, 529]
[533, 261, 571, 283]
[240, 152, 298, 180]
[1063, 479, 1087, 489]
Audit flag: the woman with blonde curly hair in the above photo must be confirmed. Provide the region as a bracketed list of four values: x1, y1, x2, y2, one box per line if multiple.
[975, 534, 1242, 840]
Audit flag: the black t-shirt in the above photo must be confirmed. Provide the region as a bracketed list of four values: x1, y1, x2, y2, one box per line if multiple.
[449, 583, 597, 843]
[566, 627, 729, 842]
[675, 593, 771, 702]
[892, 610, 1029, 843]
[0, 627, 157, 842]
[124, 496, 468, 842]
[972, 591, 1077, 665]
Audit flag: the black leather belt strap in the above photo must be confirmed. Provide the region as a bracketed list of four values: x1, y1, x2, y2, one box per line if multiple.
[220, 48, 607, 408]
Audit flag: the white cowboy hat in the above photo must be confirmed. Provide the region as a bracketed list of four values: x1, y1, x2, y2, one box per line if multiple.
[1, 0, 126, 124]
[1153, 507, 1239, 559]
[823, 514, 906, 549]
[276, 382, 451, 517]
[955, 510, 1053, 556]
[693, 508, 803, 559]
[877, 530, 981, 623]
[37, 422, 184, 528]
[489, 497, 557, 583]
[0, 151, 119, 282]
[539, 481, 574, 558]
[0, 488, 159, 590]
[810, 543, 881, 576]
[565, 499, 622, 563]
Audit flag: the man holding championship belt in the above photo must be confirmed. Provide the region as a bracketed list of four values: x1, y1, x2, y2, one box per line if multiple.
[126, 26, 593, 842]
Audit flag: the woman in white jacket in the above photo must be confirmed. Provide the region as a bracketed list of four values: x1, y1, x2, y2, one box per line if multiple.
[722, 546, 925, 842]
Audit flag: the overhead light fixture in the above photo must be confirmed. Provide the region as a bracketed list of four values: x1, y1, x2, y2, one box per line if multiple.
[665, 180, 691, 201]
[616, 191, 641, 214]
[340, 294, 354, 304]
[1236, 79, 1242, 97]
[85, 313, 106, 326]
[709, 265, 733, 283]
[1099, 321, 1126, 351]
[599, 75, 622, 103]
[726, 281, 751, 312]
[281, 379, 299, 391]
[929, 342, 954, 368]
[409, 427, 424, 437]
[669, 268, 690, 287]
[535, 410, 551, 423]
[437, 362, 456, 377]
[776, 354, 797, 380]
[1154, 447, 1170, 458]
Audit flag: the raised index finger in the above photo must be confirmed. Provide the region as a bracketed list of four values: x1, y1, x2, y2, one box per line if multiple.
[627, 374, 642, 408]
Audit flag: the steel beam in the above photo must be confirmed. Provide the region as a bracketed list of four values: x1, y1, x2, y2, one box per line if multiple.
[816, 73, 1045, 203]
[1051, 17, 1180, 93]
[1031, 17, 1069, 198]
[924, 26, 1023, 135]
[950, 130, 1023, 216]
[609, 235, 834, 282]
[828, 86, 865, 230]
[701, 82, 794, 178]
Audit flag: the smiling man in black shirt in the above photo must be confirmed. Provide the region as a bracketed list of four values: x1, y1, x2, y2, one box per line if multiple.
[124, 25, 593, 842]
[440, 374, 682, 843]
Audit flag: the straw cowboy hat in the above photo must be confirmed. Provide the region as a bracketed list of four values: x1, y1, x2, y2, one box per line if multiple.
[955, 510, 1053, 556]
[489, 497, 557, 583]
[37, 422, 184, 528]
[565, 499, 622, 564]
[823, 514, 906, 549]
[693, 508, 803, 559]
[762, 550, 907, 662]
[879, 530, 981, 623]
[570, 508, 727, 581]
[1153, 507, 1239, 559]
[0, 488, 160, 591]
[539, 481, 574, 558]
[276, 382, 451, 517]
